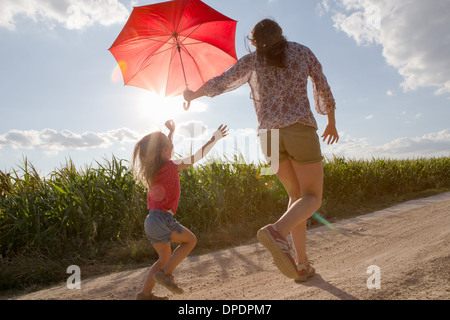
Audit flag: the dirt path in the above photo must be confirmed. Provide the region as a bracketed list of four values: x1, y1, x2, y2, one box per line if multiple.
[12, 193, 450, 300]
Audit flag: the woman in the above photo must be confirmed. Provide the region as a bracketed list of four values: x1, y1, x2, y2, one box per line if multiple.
[184, 19, 339, 281]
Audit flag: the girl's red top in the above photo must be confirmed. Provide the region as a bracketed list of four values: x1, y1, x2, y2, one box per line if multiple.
[147, 161, 180, 214]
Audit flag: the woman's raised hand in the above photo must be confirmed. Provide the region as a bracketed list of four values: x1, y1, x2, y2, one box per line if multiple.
[183, 89, 195, 102]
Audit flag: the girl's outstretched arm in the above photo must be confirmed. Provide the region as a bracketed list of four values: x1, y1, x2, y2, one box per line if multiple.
[175, 125, 229, 171]
[165, 120, 176, 142]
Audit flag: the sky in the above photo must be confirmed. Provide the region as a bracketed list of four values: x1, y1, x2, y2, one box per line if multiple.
[1, 0, 449, 176]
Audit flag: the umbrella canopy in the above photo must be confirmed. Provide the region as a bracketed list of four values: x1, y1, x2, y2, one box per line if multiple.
[109, 0, 238, 98]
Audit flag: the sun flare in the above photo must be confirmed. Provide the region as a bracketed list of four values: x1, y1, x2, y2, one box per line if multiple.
[111, 61, 127, 84]
[135, 92, 209, 124]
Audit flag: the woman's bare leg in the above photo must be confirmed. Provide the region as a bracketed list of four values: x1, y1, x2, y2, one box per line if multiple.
[274, 161, 323, 240]
[274, 160, 310, 265]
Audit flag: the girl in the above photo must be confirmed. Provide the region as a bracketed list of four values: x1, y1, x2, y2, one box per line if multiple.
[184, 19, 339, 282]
[133, 120, 229, 300]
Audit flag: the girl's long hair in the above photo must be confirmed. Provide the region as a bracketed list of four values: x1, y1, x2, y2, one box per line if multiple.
[249, 19, 288, 68]
[132, 132, 169, 188]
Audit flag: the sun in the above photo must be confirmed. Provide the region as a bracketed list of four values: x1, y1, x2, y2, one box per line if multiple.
[137, 92, 184, 121]
[135, 91, 209, 124]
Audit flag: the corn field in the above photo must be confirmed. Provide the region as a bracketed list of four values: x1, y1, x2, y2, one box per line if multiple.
[1, 155, 449, 290]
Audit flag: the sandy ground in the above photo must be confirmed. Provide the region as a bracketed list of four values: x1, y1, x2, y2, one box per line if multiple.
[11, 192, 450, 300]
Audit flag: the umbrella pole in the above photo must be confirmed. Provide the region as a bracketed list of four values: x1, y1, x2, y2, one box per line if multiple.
[177, 44, 191, 111]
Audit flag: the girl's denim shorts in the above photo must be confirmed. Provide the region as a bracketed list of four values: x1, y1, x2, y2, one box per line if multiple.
[144, 210, 183, 244]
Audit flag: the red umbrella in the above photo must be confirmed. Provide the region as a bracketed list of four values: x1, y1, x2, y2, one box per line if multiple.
[109, 0, 238, 110]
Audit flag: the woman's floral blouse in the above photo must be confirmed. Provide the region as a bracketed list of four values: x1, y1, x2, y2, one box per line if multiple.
[203, 42, 336, 132]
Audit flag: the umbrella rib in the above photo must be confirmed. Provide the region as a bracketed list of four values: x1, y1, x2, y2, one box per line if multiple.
[125, 4, 198, 88]
[112, 36, 171, 48]
[185, 38, 238, 61]
[176, 0, 193, 34]
[177, 22, 233, 86]
[178, 42, 205, 84]
[178, 35, 238, 85]
[180, 23, 203, 43]
[125, 37, 174, 85]
[165, 46, 180, 96]
[180, 21, 238, 61]
[135, 6, 173, 36]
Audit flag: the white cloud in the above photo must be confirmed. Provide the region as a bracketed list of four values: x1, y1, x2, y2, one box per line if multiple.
[377, 130, 450, 156]
[321, 0, 450, 94]
[323, 129, 450, 159]
[0, 129, 42, 149]
[2, 127, 448, 162]
[0, 0, 129, 31]
[106, 128, 140, 142]
[0, 128, 141, 152]
[41, 129, 110, 150]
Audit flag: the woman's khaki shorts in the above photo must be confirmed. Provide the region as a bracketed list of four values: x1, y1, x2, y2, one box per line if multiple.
[259, 122, 323, 165]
